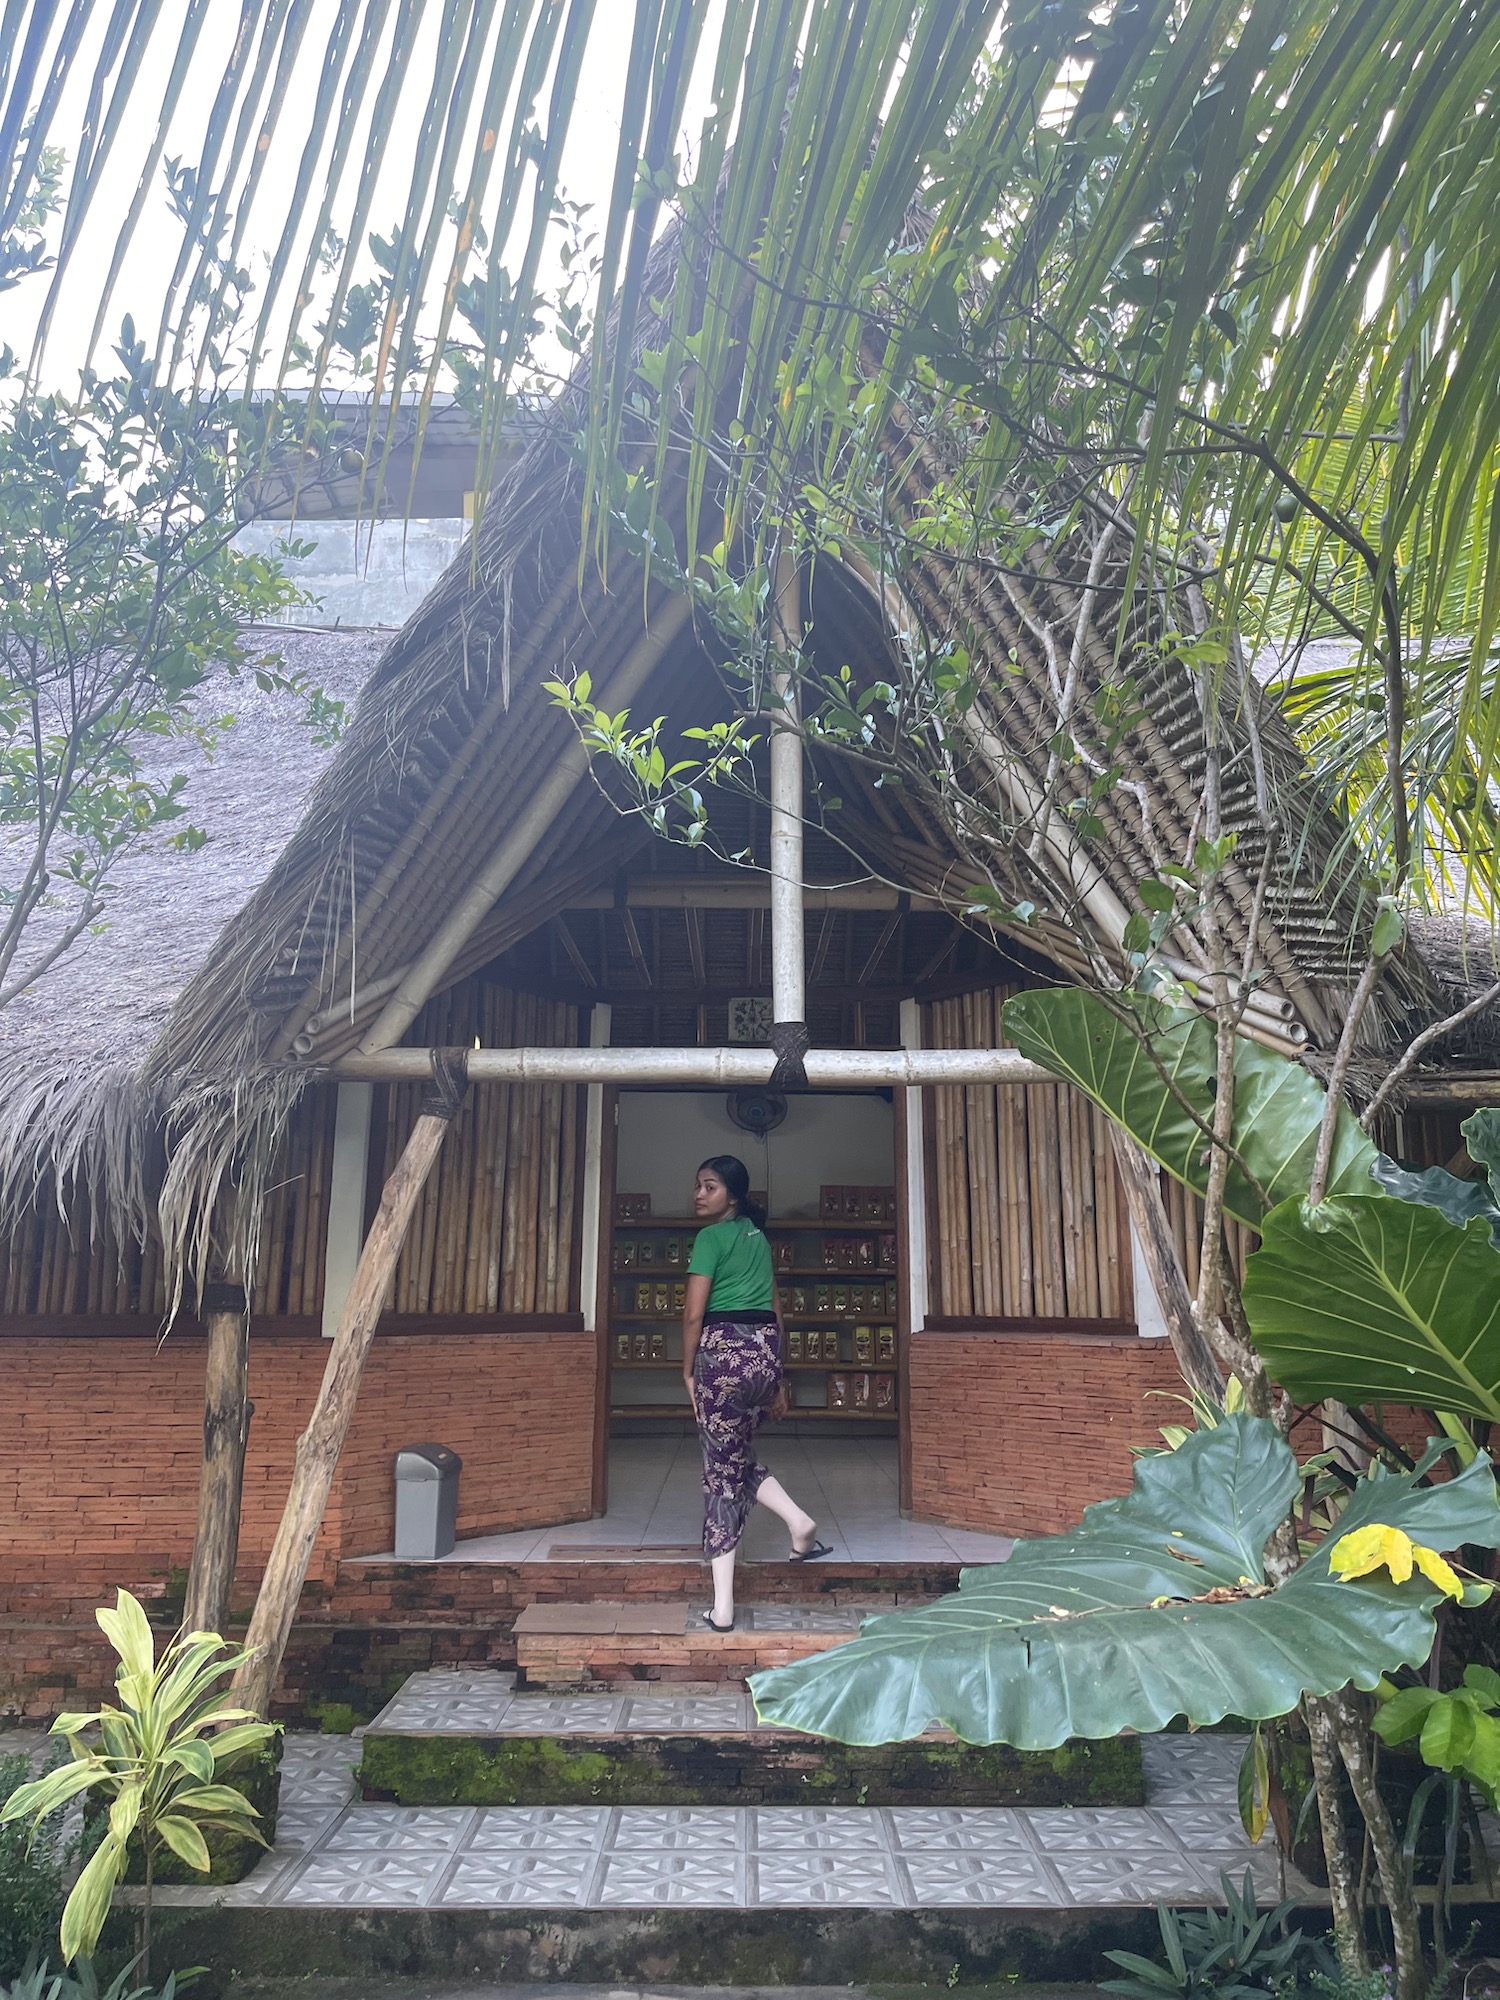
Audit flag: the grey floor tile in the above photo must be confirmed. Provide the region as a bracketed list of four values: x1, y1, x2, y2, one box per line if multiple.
[899, 1853, 1066, 1905]
[1051, 1854, 1227, 1904]
[1027, 1808, 1181, 1851]
[751, 1852, 905, 1906]
[438, 1850, 599, 1905]
[621, 1694, 747, 1732]
[500, 1697, 625, 1733]
[277, 1851, 448, 1905]
[469, 1806, 609, 1850]
[753, 1808, 890, 1849]
[595, 1851, 745, 1905]
[1154, 1806, 1256, 1847]
[613, 1807, 745, 1850]
[267, 1804, 346, 1854]
[321, 1805, 474, 1852]
[890, 1808, 1038, 1851]
[376, 1694, 516, 1732]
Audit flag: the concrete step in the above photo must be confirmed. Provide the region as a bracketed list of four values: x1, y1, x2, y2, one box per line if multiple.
[356, 1671, 1145, 1809]
[512, 1600, 861, 1688]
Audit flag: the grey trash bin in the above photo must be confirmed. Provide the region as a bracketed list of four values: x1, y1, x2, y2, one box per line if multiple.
[394, 1443, 462, 1559]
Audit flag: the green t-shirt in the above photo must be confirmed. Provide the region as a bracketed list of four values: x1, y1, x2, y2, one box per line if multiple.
[687, 1214, 775, 1316]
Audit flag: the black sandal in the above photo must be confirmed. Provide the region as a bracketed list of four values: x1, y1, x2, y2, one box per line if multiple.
[702, 1610, 735, 1632]
[789, 1539, 832, 1563]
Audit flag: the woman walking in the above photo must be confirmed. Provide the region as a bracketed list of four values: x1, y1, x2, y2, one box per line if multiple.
[682, 1154, 830, 1629]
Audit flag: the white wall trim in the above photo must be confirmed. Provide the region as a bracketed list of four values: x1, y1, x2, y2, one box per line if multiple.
[321, 1080, 374, 1337]
[1130, 1218, 1170, 1339]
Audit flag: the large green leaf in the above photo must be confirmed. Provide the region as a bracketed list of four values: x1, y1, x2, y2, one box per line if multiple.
[1370, 1155, 1500, 1248]
[1242, 1195, 1500, 1421]
[1003, 989, 1376, 1228]
[749, 1415, 1500, 1748]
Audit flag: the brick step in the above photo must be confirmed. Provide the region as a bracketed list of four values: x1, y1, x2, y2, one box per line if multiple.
[512, 1599, 863, 1688]
[356, 1670, 1145, 1809]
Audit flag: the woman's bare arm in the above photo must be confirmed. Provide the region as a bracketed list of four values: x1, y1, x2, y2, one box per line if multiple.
[682, 1272, 711, 1417]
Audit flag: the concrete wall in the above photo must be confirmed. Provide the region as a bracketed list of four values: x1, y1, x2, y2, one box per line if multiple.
[614, 1089, 895, 1220]
[234, 518, 468, 628]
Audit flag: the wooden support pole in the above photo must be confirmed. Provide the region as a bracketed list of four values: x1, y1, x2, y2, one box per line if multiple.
[1108, 1125, 1224, 1405]
[234, 1051, 471, 1719]
[183, 1282, 251, 1638]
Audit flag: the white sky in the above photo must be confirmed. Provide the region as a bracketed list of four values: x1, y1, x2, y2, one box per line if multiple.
[2, 2, 726, 391]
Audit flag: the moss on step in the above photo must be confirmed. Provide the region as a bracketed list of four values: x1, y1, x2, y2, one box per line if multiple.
[356, 1728, 1143, 1807]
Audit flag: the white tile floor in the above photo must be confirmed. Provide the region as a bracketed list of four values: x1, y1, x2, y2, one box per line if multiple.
[361, 1436, 1015, 1565]
[153, 1715, 1308, 1913]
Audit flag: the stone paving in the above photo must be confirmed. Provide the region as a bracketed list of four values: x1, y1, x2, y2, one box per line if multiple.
[150, 1690, 1310, 1912]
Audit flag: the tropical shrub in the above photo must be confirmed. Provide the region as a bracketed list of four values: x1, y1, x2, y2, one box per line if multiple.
[1102, 1870, 1337, 2000]
[0, 1959, 190, 2000]
[0, 1594, 276, 1973]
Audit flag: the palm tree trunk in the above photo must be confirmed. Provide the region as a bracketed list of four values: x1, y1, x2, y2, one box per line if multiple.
[183, 1282, 251, 1637]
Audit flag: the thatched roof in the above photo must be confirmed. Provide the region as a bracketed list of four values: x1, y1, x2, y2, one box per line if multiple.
[0, 209, 1485, 1285]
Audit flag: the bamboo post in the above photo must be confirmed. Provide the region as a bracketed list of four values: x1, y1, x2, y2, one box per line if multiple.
[1108, 1125, 1223, 1403]
[234, 1050, 470, 1720]
[183, 1282, 252, 1638]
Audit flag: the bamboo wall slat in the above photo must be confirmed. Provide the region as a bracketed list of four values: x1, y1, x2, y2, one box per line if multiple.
[922, 987, 1135, 1323]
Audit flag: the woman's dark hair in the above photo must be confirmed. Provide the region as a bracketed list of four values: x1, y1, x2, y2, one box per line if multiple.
[698, 1155, 767, 1231]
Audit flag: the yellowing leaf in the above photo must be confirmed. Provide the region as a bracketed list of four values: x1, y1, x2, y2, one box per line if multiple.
[1330, 1523, 1462, 1598]
[1330, 1523, 1415, 1583]
[1412, 1545, 1464, 1601]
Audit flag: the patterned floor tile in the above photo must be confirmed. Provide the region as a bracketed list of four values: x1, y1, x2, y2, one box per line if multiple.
[321, 1805, 474, 1852]
[1027, 1808, 1181, 1851]
[742, 1606, 860, 1633]
[498, 1697, 624, 1733]
[277, 1761, 359, 1809]
[469, 1807, 609, 1850]
[278, 1852, 446, 1905]
[376, 1695, 516, 1732]
[267, 1804, 346, 1854]
[753, 1808, 889, 1849]
[1139, 1735, 1246, 1806]
[620, 1695, 747, 1732]
[595, 1851, 744, 1905]
[889, 1808, 1039, 1852]
[751, 1852, 904, 1905]
[438, 1850, 598, 1905]
[899, 1854, 1066, 1905]
[1154, 1806, 1256, 1847]
[1051, 1854, 1224, 1904]
[612, 1807, 745, 1850]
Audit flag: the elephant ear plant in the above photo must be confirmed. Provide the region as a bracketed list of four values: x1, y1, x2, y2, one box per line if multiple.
[0, 1592, 277, 1976]
[755, 986, 1500, 2000]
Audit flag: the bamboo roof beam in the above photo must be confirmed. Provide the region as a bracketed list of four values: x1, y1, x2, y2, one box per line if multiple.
[356, 595, 694, 1055]
[335, 1044, 1057, 1088]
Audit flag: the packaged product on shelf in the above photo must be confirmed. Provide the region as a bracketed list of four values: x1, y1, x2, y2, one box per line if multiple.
[878, 1232, 897, 1269]
[815, 1284, 831, 1314]
[788, 1329, 803, 1361]
[875, 1373, 896, 1411]
[856, 1236, 876, 1269]
[616, 1332, 631, 1362]
[650, 1331, 666, 1361]
[805, 1329, 821, 1361]
[616, 1192, 651, 1221]
[633, 1332, 648, 1361]
[790, 1286, 808, 1314]
[832, 1285, 848, 1314]
[635, 1281, 652, 1314]
[653, 1282, 669, 1316]
[665, 1236, 682, 1266]
[843, 1189, 863, 1221]
[617, 1238, 635, 1269]
[865, 1189, 889, 1221]
[638, 1237, 655, 1266]
[821, 1185, 843, 1219]
[633, 1194, 652, 1219]
[824, 1329, 843, 1363]
[829, 1372, 850, 1409]
[821, 1237, 839, 1270]
[854, 1326, 873, 1364]
[886, 1280, 899, 1314]
[775, 1237, 794, 1271]
[671, 1282, 686, 1316]
[854, 1372, 873, 1409]
[877, 1324, 896, 1363]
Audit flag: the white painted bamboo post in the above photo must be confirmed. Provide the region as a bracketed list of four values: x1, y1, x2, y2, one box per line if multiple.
[234, 1051, 470, 1719]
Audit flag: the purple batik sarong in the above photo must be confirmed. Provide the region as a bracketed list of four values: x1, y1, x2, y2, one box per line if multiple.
[694, 1316, 782, 1557]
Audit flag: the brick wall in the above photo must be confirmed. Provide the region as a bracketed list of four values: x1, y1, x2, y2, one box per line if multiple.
[0, 1328, 598, 1596]
[909, 1330, 1184, 1536]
